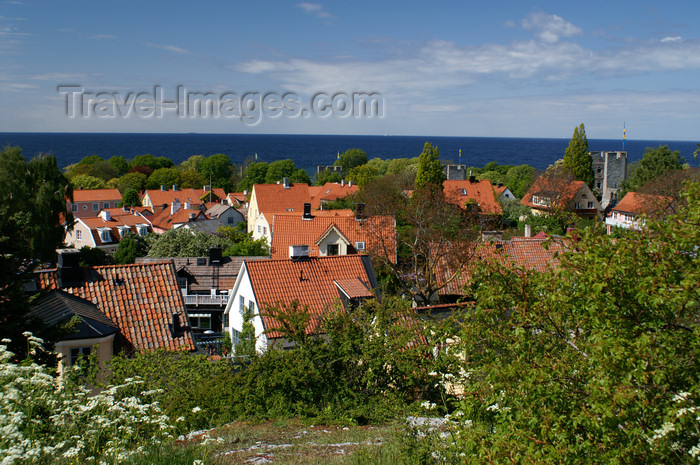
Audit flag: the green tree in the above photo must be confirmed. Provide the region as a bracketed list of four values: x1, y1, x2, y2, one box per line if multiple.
[71, 174, 107, 190]
[178, 170, 207, 189]
[69, 159, 118, 182]
[118, 189, 142, 207]
[334, 148, 368, 173]
[78, 245, 113, 266]
[200, 153, 235, 191]
[504, 164, 537, 198]
[315, 168, 342, 185]
[117, 172, 147, 193]
[622, 145, 686, 194]
[265, 159, 297, 184]
[146, 167, 181, 190]
[345, 164, 379, 187]
[445, 183, 700, 463]
[414, 142, 444, 190]
[234, 304, 257, 358]
[114, 235, 149, 264]
[386, 157, 419, 176]
[238, 162, 269, 191]
[129, 154, 173, 171]
[147, 228, 235, 257]
[290, 168, 311, 185]
[178, 155, 205, 173]
[108, 155, 129, 176]
[367, 157, 390, 176]
[563, 123, 594, 188]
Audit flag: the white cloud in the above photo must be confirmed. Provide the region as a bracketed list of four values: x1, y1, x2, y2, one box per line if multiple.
[296, 3, 332, 19]
[661, 36, 682, 43]
[144, 42, 191, 55]
[521, 12, 582, 43]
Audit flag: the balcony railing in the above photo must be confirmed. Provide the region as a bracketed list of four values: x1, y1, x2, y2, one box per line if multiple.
[182, 293, 229, 307]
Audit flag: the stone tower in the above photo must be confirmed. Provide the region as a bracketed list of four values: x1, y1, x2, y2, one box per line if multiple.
[591, 151, 627, 209]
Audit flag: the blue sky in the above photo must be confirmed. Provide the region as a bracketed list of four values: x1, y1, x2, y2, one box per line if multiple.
[1, 0, 699, 140]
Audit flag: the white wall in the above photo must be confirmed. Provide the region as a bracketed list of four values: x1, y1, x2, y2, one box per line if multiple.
[224, 265, 268, 353]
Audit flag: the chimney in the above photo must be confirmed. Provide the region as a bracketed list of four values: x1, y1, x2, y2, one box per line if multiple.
[160, 185, 166, 191]
[184, 201, 191, 210]
[341, 179, 345, 186]
[348, 180, 353, 187]
[209, 246, 222, 265]
[469, 170, 476, 183]
[122, 205, 128, 212]
[524, 223, 532, 237]
[243, 190, 248, 196]
[283, 177, 290, 189]
[171, 199, 180, 215]
[303, 203, 312, 220]
[203, 185, 211, 192]
[188, 212, 197, 221]
[100, 210, 111, 221]
[170, 312, 182, 338]
[172, 185, 179, 191]
[356, 203, 365, 220]
[56, 249, 82, 288]
[289, 244, 309, 260]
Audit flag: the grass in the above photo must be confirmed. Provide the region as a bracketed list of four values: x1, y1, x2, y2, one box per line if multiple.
[165, 419, 405, 464]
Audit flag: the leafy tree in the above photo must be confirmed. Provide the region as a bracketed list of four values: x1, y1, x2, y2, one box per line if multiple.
[177, 170, 207, 189]
[114, 235, 149, 264]
[146, 167, 181, 190]
[315, 168, 342, 185]
[386, 157, 419, 176]
[77, 245, 113, 267]
[622, 145, 686, 194]
[505, 164, 537, 198]
[69, 159, 118, 182]
[345, 164, 379, 187]
[414, 142, 444, 190]
[108, 155, 129, 176]
[637, 167, 700, 206]
[200, 153, 235, 191]
[0, 147, 72, 357]
[117, 172, 147, 193]
[218, 224, 269, 256]
[563, 123, 594, 188]
[71, 174, 107, 190]
[127, 165, 153, 178]
[129, 154, 173, 171]
[234, 304, 257, 358]
[265, 159, 297, 184]
[178, 155, 205, 173]
[238, 162, 269, 191]
[367, 157, 390, 176]
[146, 228, 235, 257]
[446, 183, 700, 463]
[289, 168, 311, 185]
[334, 148, 368, 173]
[118, 189, 142, 207]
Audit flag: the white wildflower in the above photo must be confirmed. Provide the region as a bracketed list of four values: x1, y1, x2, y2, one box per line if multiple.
[673, 392, 691, 403]
[191, 406, 202, 414]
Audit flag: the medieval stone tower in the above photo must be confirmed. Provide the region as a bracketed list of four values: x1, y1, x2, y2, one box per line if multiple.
[591, 151, 627, 209]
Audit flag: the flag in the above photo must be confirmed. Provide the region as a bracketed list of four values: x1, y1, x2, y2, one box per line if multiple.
[623, 122, 626, 150]
[337, 151, 340, 160]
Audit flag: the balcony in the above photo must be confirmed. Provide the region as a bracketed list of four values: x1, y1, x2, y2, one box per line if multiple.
[181, 293, 229, 307]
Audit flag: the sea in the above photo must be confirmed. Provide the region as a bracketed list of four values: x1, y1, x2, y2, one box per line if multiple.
[1, 132, 697, 174]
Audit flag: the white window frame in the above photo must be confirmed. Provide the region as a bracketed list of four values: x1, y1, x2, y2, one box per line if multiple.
[355, 241, 366, 251]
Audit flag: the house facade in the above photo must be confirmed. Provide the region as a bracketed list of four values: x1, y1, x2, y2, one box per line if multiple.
[67, 189, 123, 219]
[521, 177, 603, 220]
[605, 191, 674, 233]
[64, 209, 153, 253]
[224, 254, 379, 353]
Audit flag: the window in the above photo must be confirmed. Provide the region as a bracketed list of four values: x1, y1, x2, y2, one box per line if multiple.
[327, 244, 339, 256]
[587, 201, 594, 209]
[92, 203, 99, 211]
[69, 346, 91, 366]
[355, 241, 366, 251]
[227, 216, 234, 224]
[223, 313, 229, 328]
[239, 295, 245, 315]
[574, 202, 581, 209]
[71, 204, 78, 212]
[257, 225, 261, 234]
[76, 230, 82, 240]
[189, 314, 211, 330]
[262, 226, 267, 235]
[137, 225, 148, 237]
[83, 205, 88, 210]
[98, 228, 112, 243]
[103, 202, 110, 209]
[461, 188, 467, 195]
[231, 328, 241, 347]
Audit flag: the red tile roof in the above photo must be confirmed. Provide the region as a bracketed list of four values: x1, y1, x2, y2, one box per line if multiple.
[143, 188, 214, 210]
[35, 262, 196, 352]
[521, 177, 586, 209]
[150, 208, 207, 231]
[443, 180, 502, 214]
[309, 182, 359, 205]
[270, 213, 397, 262]
[610, 192, 674, 217]
[438, 238, 568, 295]
[245, 255, 377, 338]
[78, 212, 152, 246]
[493, 185, 509, 196]
[72, 189, 122, 203]
[252, 182, 357, 217]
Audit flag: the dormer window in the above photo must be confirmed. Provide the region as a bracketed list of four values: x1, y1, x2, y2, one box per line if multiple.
[461, 188, 467, 195]
[98, 228, 112, 243]
[355, 241, 366, 251]
[136, 224, 148, 237]
[118, 226, 130, 238]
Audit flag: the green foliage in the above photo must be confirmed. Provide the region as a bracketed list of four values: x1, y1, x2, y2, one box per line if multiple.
[446, 183, 700, 463]
[114, 235, 149, 264]
[200, 153, 236, 191]
[218, 224, 269, 256]
[118, 188, 142, 207]
[234, 304, 257, 358]
[146, 167, 181, 190]
[386, 157, 419, 176]
[367, 157, 390, 176]
[117, 172, 147, 193]
[69, 159, 118, 182]
[563, 123, 594, 188]
[289, 168, 311, 184]
[622, 145, 686, 194]
[178, 154, 205, 173]
[129, 154, 174, 171]
[265, 159, 298, 183]
[322, 196, 355, 211]
[147, 228, 235, 257]
[71, 173, 107, 190]
[505, 164, 537, 198]
[78, 245, 114, 266]
[346, 164, 380, 187]
[177, 169, 206, 189]
[414, 142, 444, 190]
[315, 168, 343, 185]
[238, 161, 269, 191]
[500, 198, 531, 228]
[108, 155, 130, 176]
[335, 148, 368, 172]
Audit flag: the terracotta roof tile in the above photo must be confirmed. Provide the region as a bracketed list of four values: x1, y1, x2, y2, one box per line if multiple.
[443, 180, 502, 214]
[150, 208, 206, 231]
[72, 189, 122, 203]
[35, 262, 195, 352]
[521, 177, 586, 209]
[610, 192, 675, 217]
[143, 188, 205, 209]
[270, 213, 397, 262]
[245, 255, 377, 338]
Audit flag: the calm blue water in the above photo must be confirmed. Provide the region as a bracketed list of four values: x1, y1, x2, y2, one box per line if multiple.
[1, 132, 697, 174]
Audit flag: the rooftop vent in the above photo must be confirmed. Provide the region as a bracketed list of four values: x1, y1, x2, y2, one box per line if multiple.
[356, 203, 365, 220]
[303, 203, 312, 220]
[283, 177, 290, 189]
[209, 246, 222, 266]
